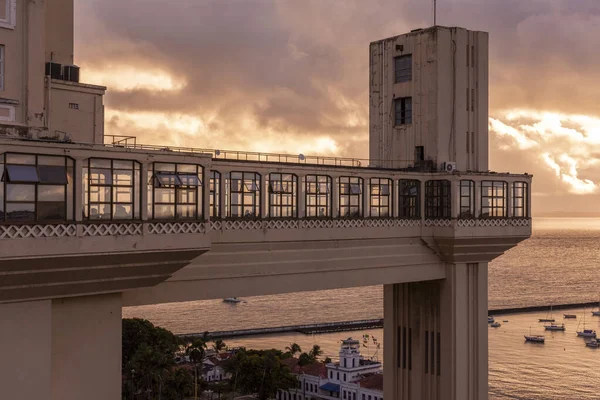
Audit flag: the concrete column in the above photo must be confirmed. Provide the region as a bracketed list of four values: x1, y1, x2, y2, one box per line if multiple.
[203, 168, 210, 221]
[451, 179, 460, 219]
[74, 157, 84, 221]
[393, 179, 399, 218]
[440, 263, 488, 400]
[0, 300, 52, 399]
[297, 174, 305, 218]
[141, 162, 150, 220]
[363, 178, 370, 217]
[526, 182, 532, 218]
[260, 174, 267, 218]
[219, 171, 227, 218]
[0, 294, 123, 400]
[506, 182, 512, 218]
[332, 177, 339, 218]
[51, 293, 122, 400]
[419, 180, 426, 219]
[474, 180, 481, 219]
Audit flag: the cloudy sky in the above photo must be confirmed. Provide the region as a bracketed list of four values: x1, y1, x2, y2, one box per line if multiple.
[75, 0, 600, 215]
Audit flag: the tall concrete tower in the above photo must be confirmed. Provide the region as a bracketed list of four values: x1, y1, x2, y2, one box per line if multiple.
[369, 26, 489, 172]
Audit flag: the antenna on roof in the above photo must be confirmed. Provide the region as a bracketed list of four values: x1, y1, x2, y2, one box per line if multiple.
[433, 0, 437, 26]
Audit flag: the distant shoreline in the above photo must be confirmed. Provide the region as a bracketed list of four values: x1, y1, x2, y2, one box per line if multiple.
[533, 213, 600, 218]
[178, 302, 599, 340]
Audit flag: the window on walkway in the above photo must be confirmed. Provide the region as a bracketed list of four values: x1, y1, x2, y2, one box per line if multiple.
[399, 179, 420, 218]
[512, 182, 528, 218]
[210, 170, 220, 218]
[83, 158, 140, 220]
[149, 163, 203, 220]
[481, 180, 507, 218]
[370, 178, 391, 217]
[395, 54, 412, 83]
[394, 97, 412, 125]
[459, 180, 475, 218]
[0, 153, 74, 222]
[339, 176, 362, 218]
[227, 171, 260, 218]
[268, 173, 297, 218]
[425, 180, 451, 219]
[305, 175, 331, 217]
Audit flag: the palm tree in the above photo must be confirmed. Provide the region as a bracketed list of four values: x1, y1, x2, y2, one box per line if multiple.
[213, 339, 227, 354]
[186, 339, 207, 400]
[309, 345, 323, 361]
[285, 343, 302, 357]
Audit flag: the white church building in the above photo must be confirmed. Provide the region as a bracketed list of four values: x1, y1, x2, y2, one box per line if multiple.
[278, 338, 383, 400]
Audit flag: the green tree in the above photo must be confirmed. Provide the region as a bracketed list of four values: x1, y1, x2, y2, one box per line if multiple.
[213, 339, 227, 354]
[309, 344, 323, 360]
[285, 343, 302, 357]
[224, 349, 297, 400]
[122, 318, 182, 399]
[186, 339, 207, 399]
[162, 368, 194, 400]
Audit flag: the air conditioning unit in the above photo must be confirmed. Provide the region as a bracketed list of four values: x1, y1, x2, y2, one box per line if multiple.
[63, 65, 80, 83]
[442, 161, 457, 173]
[45, 62, 62, 80]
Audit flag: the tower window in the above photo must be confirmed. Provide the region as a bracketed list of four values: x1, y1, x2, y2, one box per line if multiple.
[394, 54, 412, 82]
[394, 97, 412, 125]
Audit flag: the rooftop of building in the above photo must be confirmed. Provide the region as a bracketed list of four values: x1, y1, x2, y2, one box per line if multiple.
[280, 358, 328, 378]
[369, 25, 488, 44]
[357, 373, 383, 390]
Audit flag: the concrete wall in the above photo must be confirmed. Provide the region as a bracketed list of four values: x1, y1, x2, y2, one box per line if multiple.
[369, 26, 489, 172]
[45, 0, 74, 66]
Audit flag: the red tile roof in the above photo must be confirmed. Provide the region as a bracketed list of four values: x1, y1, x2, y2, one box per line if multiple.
[281, 358, 328, 378]
[358, 373, 383, 390]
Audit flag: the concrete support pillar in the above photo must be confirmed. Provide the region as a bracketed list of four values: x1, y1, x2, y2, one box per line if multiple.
[420, 180, 426, 219]
[474, 180, 481, 219]
[0, 294, 123, 400]
[393, 179, 399, 218]
[363, 178, 370, 217]
[203, 168, 210, 221]
[219, 171, 227, 218]
[260, 173, 267, 218]
[384, 263, 488, 400]
[141, 162, 150, 220]
[332, 177, 339, 218]
[506, 182, 512, 218]
[297, 174, 305, 218]
[440, 263, 488, 400]
[451, 180, 459, 219]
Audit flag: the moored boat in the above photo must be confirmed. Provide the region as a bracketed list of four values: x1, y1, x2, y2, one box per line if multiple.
[577, 308, 595, 337]
[586, 339, 599, 348]
[488, 316, 495, 323]
[223, 297, 243, 303]
[563, 314, 577, 319]
[539, 306, 555, 323]
[491, 322, 501, 328]
[525, 335, 545, 343]
[544, 323, 566, 331]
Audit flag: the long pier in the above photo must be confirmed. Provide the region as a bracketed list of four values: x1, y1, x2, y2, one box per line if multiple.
[179, 301, 600, 340]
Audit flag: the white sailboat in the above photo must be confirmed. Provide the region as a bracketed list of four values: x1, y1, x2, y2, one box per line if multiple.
[525, 326, 545, 343]
[577, 308, 597, 338]
[538, 306, 555, 323]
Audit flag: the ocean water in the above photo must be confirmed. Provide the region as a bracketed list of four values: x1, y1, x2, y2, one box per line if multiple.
[124, 218, 600, 399]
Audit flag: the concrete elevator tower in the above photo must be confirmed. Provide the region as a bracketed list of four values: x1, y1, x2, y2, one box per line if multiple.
[369, 26, 489, 172]
[371, 27, 493, 400]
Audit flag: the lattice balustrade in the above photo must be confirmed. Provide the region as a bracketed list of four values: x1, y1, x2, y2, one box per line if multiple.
[477, 219, 510, 227]
[302, 219, 335, 229]
[220, 220, 263, 231]
[335, 219, 365, 228]
[424, 219, 453, 227]
[398, 219, 422, 228]
[456, 219, 477, 228]
[0, 224, 77, 239]
[265, 220, 300, 230]
[364, 219, 397, 228]
[147, 222, 207, 235]
[82, 223, 142, 236]
[210, 221, 222, 231]
[510, 218, 531, 227]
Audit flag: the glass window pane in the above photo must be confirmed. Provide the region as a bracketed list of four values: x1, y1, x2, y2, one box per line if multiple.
[38, 185, 65, 201]
[6, 184, 35, 201]
[90, 159, 112, 168]
[113, 204, 132, 219]
[90, 169, 112, 185]
[154, 205, 175, 219]
[6, 165, 39, 182]
[113, 160, 133, 169]
[154, 163, 176, 172]
[177, 205, 196, 218]
[114, 187, 132, 203]
[154, 188, 175, 203]
[6, 154, 36, 164]
[177, 164, 197, 173]
[90, 204, 111, 219]
[37, 201, 66, 220]
[179, 174, 200, 186]
[38, 165, 68, 184]
[90, 186, 111, 203]
[37, 156, 65, 166]
[6, 203, 35, 221]
[155, 173, 182, 187]
[177, 188, 196, 204]
[114, 170, 133, 186]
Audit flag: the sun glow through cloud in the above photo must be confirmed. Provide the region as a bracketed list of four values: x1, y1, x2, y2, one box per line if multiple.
[81, 66, 187, 92]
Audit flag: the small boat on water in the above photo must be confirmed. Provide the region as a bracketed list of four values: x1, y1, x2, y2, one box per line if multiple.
[586, 339, 599, 348]
[563, 314, 577, 319]
[539, 306, 555, 323]
[488, 316, 495, 323]
[544, 323, 566, 331]
[525, 335, 545, 343]
[223, 297, 243, 303]
[491, 322, 501, 328]
[525, 327, 545, 343]
[576, 308, 596, 337]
